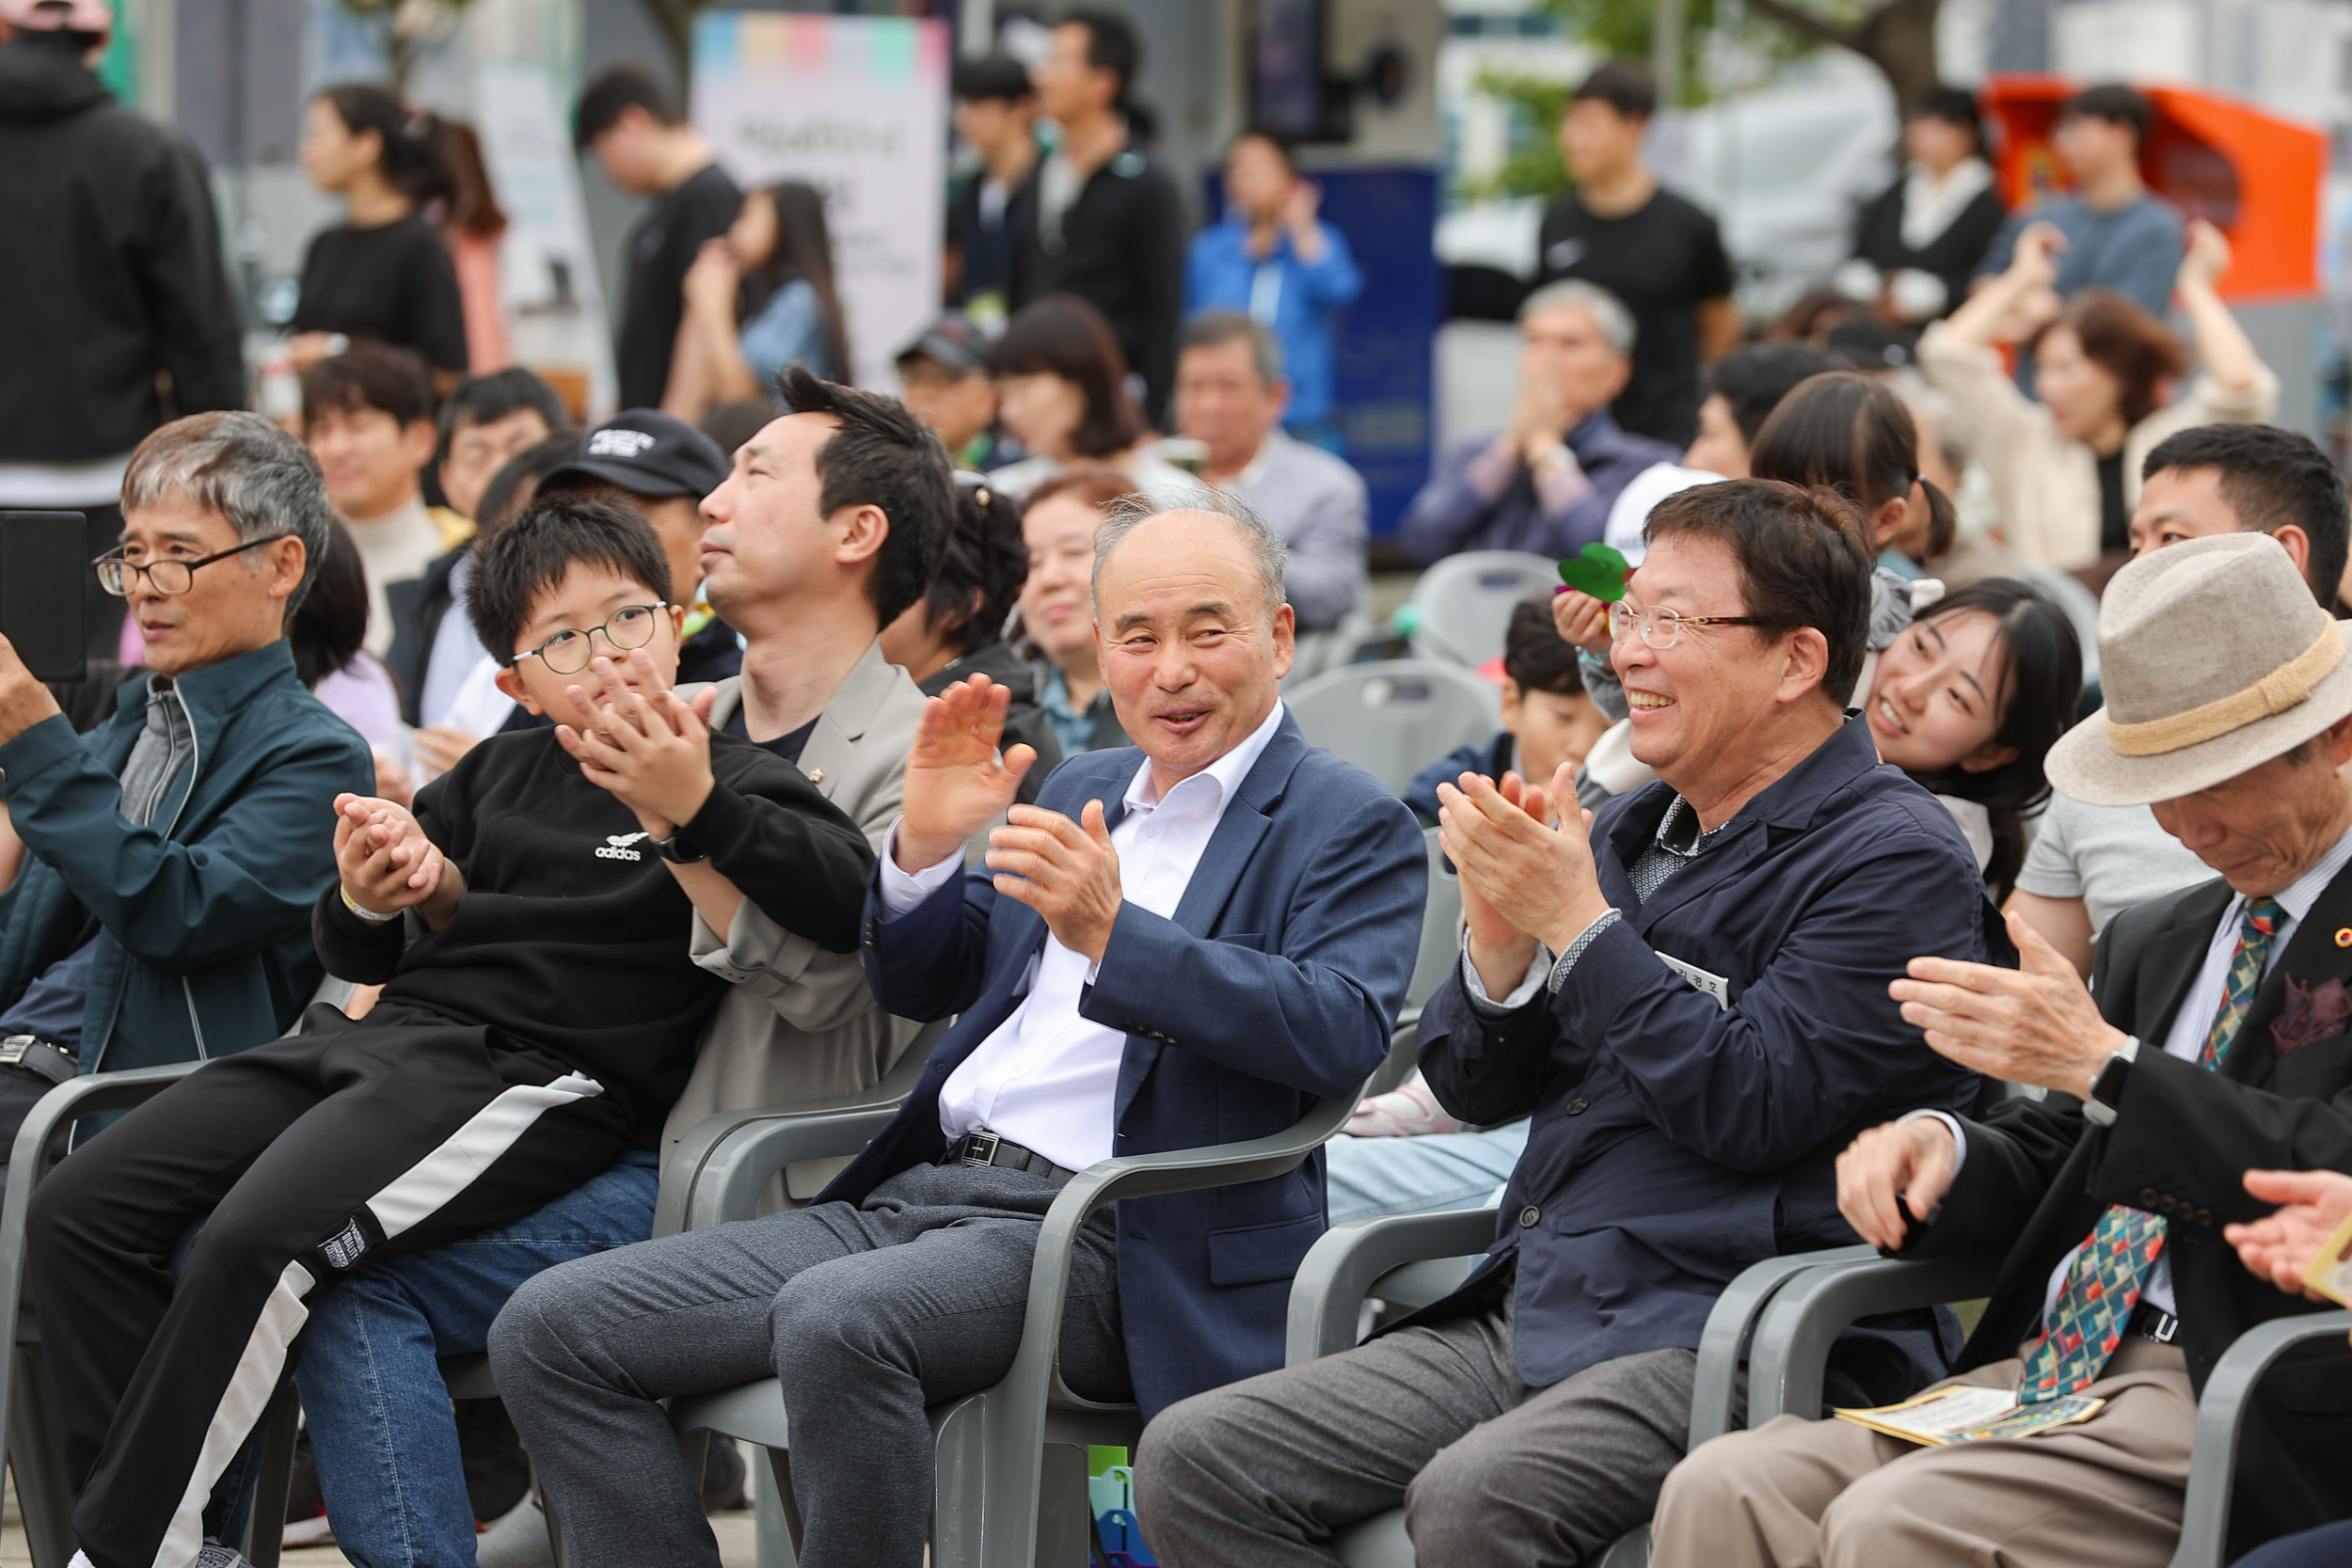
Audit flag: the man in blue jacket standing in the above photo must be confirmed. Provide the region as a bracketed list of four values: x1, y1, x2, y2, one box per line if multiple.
[1185, 130, 1362, 451]
[0, 412, 373, 1166]
[491, 491, 1426, 1568]
[1137, 479, 1997, 1567]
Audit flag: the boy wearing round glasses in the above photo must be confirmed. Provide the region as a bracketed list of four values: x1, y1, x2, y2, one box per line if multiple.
[24, 495, 877, 1568]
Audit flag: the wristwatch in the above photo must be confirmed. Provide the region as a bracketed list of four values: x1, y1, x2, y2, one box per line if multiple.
[652, 830, 708, 865]
[2081, 1040, 2137, 1127]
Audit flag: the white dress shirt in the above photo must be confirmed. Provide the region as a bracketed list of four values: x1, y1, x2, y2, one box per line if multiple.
[1912, 816, 2352, 1327]
[877, 701, 1288, 1171]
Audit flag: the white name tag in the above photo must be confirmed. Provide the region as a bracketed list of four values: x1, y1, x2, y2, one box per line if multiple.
[1657, 952, 1731, 1010]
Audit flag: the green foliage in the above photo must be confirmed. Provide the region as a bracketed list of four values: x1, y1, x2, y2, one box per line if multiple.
[1465, 0, 1830, 201]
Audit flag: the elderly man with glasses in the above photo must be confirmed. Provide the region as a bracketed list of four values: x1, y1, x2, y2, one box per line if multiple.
[0, 410, 371, 1179]
[1136, 478, 2002, 1568]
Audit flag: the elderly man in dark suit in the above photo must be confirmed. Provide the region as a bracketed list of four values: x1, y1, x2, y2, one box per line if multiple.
[1136, 478, 1996, 1567]
[489, 491, 1425, 1568]
[1654, 531, 2352, 1567]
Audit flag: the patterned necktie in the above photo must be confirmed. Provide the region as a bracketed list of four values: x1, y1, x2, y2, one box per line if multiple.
[2017, 895, 2285, 1402]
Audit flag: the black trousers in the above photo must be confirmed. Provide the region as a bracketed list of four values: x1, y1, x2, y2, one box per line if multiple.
[27, 1004, 633, 1568]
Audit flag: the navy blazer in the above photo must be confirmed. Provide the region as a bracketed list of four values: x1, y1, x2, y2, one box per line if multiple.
[1412, 715, 1995, 1392]
[822, 711, 1426, 1417]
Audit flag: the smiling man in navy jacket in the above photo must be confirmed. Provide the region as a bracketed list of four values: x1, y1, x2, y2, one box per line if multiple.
[491, 490, 1425, 1568]
[1138, 479, 1996, 1568]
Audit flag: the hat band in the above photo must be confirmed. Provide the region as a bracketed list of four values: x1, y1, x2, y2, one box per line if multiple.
[2106, 623, 2343, 758]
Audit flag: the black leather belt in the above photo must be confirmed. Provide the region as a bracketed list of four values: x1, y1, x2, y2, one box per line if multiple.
[2128, 1300, 2182, 1345]
[940, 1130, 1077, 1185]
[0, 1035, 76, 1087]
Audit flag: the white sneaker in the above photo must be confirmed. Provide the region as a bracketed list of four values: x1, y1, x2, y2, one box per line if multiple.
[281, 1510, 336, 1547]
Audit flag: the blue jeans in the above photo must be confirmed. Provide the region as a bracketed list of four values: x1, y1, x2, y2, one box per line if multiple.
[1323, 1122, 1529, 1224]
[294, 1151, 660, 1567]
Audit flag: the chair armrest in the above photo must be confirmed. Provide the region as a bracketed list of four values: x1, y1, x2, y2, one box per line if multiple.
[1744, 1254, 2001, 1425]
[0, 1062, 202, 1485]
[2167, 1309, 2352, 1568]
[673, 1106, 904, 1233]
[1688, 1245, 1876, 1446]
[1284, 1208, 1501, 1366]
[653, 1027, 944, 1238]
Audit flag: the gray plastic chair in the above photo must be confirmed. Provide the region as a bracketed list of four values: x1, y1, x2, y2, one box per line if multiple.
[0, 974, 357, 1568]
[1406, 551, 1560, 669]
[1402, 827, 1462, 1020]
[1282, 1210, 1875, 1567]
[1731, 1248, 2352, 1568]
[1286, 660, 1502, 796]
[666, 1024, 1422, 1568]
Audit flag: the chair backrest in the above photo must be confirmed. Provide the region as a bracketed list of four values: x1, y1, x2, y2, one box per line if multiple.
[1407, 550, 1559, 668]
[1406, 826, 1462, 1010]
[1286, 659, 1501, 795]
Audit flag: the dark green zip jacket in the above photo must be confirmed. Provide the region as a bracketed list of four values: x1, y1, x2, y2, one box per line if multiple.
[0, 640, 372, 1071]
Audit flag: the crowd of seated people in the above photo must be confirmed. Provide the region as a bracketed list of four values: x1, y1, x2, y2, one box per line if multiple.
[7, 64, 2352, 1559]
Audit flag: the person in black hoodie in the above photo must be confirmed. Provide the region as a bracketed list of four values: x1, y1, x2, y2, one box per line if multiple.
[25, 496, 873, 1568]
[0, 0, 246, 659]
[879, 470, 1062, 805]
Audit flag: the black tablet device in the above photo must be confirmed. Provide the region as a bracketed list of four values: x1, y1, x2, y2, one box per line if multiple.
[0, 513, 89, 683]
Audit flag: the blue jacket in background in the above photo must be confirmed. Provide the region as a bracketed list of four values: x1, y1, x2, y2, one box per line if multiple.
[0, 639, 373, 1071]
[826, 713, 1425, 1418]
[1974, 192, 2184, 320]
[1184, 218, 1362, 431]
[1404, 732, 1514, 829]
[1412, 715, 1996, 1395]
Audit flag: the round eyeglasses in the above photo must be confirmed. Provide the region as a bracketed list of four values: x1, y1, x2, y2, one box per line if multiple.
[1607, 600, 1762, 651]
[514, 603, 672, 675]
[96, 534, 294, 597]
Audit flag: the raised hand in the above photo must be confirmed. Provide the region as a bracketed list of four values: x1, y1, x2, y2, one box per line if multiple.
[2178, 217, 2233, 294]
[552, 649, 714, 838]
[898, 673, 1038, 873]
[1437, 762, 1608, 956]
[1891, 911, 2132, 1096]
[985, 798, 1122, 963]
[1551, 587, 1613, 659]
[333, 792, 445, 915]
[2007, 220, 2067, 292]
[1837, 1117, 1959, 1251]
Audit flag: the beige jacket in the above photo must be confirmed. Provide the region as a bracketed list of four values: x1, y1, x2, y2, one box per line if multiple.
[1916, 321, 2279, 574]
[661, 638, 929, 1196]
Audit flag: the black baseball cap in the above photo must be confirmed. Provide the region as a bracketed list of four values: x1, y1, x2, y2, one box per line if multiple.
[537, 409, 730, 503]
[895, 317, 991, 378]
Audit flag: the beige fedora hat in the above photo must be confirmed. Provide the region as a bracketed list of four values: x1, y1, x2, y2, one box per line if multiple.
[2045, 531, 2352, 806]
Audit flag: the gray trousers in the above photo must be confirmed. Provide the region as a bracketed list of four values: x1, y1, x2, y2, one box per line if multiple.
[1136, 1295, 1705, 1568]
[487, 1161, 1128, 1568]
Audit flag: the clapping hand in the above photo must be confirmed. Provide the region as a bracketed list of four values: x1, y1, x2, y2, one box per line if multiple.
[1438, 765, 1611, 997]
[897, 673, 1038, 873]
[986, 800, 1123, 965]
[552, 648, 718, 840]
[1890, 911, 2132, 1096]
[2226, 1169, 2352, 1307]
[334, 792, 446, 916]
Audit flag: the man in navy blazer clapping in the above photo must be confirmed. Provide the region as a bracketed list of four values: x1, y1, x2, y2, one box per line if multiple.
[1137, 479, 1997, 1568]
[490, 490, 1424, 1568]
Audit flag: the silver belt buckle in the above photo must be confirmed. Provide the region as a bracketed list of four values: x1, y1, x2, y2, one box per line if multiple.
[961, 1131, 1002, 1167]
[0, 1036, 36, 1067]
[2144, 1309, 2179, 1345]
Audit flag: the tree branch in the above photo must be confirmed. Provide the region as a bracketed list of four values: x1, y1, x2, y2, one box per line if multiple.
[1740, 0, 1866, 53]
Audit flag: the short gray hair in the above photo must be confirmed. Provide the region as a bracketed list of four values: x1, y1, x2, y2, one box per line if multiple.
[1180, 310, 1285, 388]
[1518, 278, 1637, 357]
[121, 412, 332, 613]
[1091, 487, 1289, 624]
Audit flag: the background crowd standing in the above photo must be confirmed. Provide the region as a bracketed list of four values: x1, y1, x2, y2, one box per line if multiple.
[4, 0, 2352, 1562]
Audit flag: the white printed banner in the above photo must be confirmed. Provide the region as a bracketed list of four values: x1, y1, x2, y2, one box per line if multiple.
[691, 12, 950, 393]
